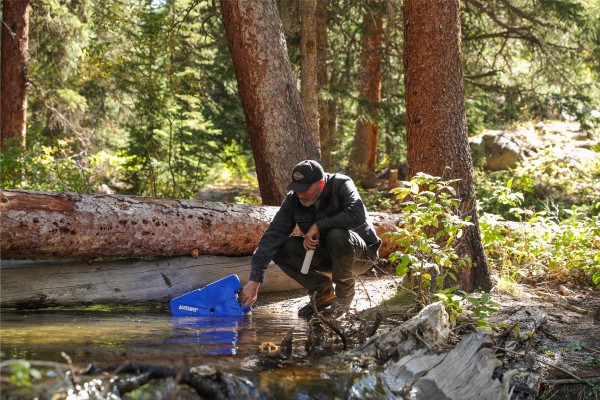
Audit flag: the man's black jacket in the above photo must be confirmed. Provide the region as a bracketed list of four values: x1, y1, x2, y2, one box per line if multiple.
[249, 172, 381, 283]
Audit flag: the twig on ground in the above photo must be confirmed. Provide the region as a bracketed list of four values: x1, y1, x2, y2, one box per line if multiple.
[495, 346, 584, 382]
[311, 293, 348, 350]
[545, 377, 600, 385]
[492, 322, 519, 339]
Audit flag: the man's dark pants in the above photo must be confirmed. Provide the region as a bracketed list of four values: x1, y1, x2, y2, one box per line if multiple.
[273, 228, 377, 301]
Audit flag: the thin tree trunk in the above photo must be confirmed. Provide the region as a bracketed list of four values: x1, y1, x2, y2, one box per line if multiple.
[316, 0, 331, 170]
[347, 0, 384, 188]
[403, 0, 492, 291]
[0, 189, 400, 260]
[300, 0, 319, 143]
[220, 0, 320, 206]
[1, 0, 30, 150]
[278, 0, 300, 43]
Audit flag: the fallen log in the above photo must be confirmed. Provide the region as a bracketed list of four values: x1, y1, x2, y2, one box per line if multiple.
[353, 302, 514, 400]
[0, 189, 400, 260]
[0, 256, 302, 308]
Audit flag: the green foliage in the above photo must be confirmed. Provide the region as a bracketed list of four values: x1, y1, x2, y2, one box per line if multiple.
[5, 0, 252, 199]
[476, 143, 600, 220]
[387, 173, 474, 305]
[5, 360, 42, 386]
[463, 291, 500, 329]
[385, 173, 502, 328]
[461, 0, 600, 129]
[479, 179, 600, 288]
[475, 142, 600, 288]
[1, 134, 92, 193]
[433, 286, 463, 327]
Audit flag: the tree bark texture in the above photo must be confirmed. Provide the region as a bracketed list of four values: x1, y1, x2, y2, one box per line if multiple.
[221, 0, 320, 206]
[403, 0, 491, 291]
[278, 0, 300, 42]
[357, 302, 512, 399]
[300, 0, 319, 143]
[316, 0, 332, 170]
[0, 189, 400, 260]
[347, 0, 384, 187]
[1, 0, 29, 150]
[0, 257, 302, 308]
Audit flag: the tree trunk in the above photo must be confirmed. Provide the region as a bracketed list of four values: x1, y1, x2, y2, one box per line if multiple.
[1, 0, 29, 150]
[403, 0, 492, 291]
[300, 0, 319, 143]
[278, 0, 300, 43]
[316, 0, 332, 170]
[347, 0, 384, 188]
[221, 0, 320, 206]
[0, 189, 400, 260]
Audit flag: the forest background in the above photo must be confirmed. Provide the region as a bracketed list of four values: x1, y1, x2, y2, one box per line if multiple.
[1, 0, 599, 290]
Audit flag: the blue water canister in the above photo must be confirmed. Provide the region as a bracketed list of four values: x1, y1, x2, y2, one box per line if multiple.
[169, 274, 250, 317]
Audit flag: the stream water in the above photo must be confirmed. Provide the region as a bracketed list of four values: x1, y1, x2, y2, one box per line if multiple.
[0, 305, 384, 399]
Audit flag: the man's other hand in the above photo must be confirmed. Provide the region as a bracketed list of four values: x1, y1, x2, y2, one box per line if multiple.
[303, 223, 320, 250]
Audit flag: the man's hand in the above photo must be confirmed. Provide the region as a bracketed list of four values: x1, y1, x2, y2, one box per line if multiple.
[239, 280, 260, 307]
[303, 223, 320, 250]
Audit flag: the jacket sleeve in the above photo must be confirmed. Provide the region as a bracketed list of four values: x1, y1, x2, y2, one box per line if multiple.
[249, 195, 296, 283]
[315, 178, 367, 231]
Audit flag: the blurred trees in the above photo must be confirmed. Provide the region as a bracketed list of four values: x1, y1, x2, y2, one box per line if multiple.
[0, 0, 597, 198]
[347, 0, 384, 187]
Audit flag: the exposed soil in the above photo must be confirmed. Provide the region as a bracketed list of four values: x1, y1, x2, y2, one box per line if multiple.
[488, 281, 600, 399]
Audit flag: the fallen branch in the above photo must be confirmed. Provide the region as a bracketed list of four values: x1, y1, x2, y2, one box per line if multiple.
[545, 377, 600, 386]
[311, 293, 348, 350]
[495, 346, 584, 382]
[537, 292, 590, 315]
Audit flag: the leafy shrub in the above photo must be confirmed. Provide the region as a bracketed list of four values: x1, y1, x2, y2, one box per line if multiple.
[480, 182, 600, 288]
[1, 135, 95, 193]
[386, 173, 499, 328]
[387, 173, 473, 304]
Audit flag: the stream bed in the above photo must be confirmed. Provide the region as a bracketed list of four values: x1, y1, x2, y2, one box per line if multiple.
[0, 304, 384, 399]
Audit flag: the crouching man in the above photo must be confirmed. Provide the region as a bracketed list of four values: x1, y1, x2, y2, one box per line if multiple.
[239, 160, 381, 318]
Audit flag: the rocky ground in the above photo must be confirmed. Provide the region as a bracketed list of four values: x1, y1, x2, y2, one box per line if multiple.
[252, 268, 600, 400]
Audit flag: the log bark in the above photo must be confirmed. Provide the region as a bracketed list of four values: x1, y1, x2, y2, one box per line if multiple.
[356, 302, 513, 400]
[0, 257, 301, 308]
[0, 189, 399, 260]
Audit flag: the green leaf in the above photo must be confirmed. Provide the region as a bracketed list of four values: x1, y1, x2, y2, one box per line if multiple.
[410, 181, 420, 195]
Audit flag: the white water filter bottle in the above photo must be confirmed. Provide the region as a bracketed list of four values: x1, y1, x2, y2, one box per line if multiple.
[301, 249, 314, 274]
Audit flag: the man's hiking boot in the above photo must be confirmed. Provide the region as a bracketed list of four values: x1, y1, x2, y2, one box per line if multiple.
[322, 298, 352, 318]
[297, 286, 336, 318]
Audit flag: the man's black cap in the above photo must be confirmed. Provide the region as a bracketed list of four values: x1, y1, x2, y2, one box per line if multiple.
[286, 160, 324, 192]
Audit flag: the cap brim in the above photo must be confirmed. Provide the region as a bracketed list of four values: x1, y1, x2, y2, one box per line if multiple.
[287, 181, 313, 192]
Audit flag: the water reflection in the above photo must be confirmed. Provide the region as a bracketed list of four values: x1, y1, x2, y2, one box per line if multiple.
[0, 308, 378, 399]
[0, 307, 303, 371]
[169, 315, 253, 356]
